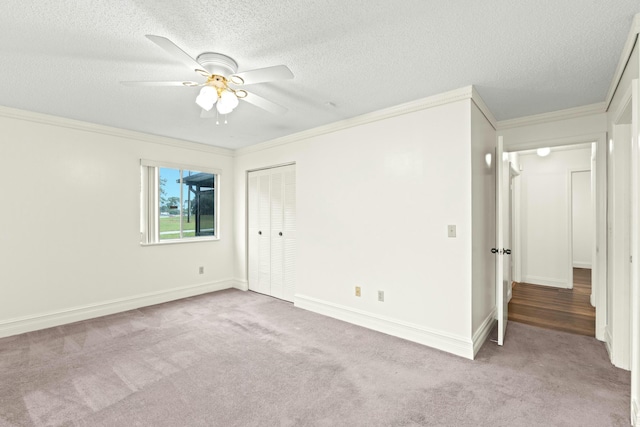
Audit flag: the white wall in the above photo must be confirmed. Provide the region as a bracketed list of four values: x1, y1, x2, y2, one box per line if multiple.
[235, 98, 477, 357]
[572, 170, 592, 268]
[518, 147, 591, 288]
[470, 103, 496, 340]
[0, 109, 237, 337]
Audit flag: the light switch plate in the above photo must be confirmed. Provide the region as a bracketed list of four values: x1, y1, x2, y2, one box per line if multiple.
[448, 225, 456, 238]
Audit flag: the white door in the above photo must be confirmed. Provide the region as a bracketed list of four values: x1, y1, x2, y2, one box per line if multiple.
[248, 165, 296, 302]
[496, 136, 508, 345]
[248, 174, 260, 292]
[269, 171, 284, 299]
[282, 167, 297, 302]
[257, 173, 272, 295]
[248, 171, 273, 295]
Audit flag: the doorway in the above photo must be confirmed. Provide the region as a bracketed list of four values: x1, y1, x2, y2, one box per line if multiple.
[504, 144, 596, 337]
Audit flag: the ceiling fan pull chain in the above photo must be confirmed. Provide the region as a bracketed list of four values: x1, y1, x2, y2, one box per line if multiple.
[216, 109, 219, 126]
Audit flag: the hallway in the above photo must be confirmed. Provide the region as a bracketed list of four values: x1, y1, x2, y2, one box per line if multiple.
[508, 268, 595, 336]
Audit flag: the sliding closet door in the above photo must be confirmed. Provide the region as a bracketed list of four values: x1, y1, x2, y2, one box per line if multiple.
[247, 164, 296, 302]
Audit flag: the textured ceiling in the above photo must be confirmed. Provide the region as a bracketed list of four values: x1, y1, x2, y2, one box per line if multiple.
[1, 1, 639, 149]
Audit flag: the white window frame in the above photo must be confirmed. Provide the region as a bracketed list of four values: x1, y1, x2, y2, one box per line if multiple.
[140, 159, 221, 245]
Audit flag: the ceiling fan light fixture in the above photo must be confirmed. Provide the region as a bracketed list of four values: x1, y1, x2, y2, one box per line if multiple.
[195, 86, 217, 111]
[216, 90, 239, 114]
[125, 36, 294, 119]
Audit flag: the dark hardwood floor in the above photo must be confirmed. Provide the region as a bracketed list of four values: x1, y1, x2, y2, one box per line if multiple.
[508, 268, 595, 336]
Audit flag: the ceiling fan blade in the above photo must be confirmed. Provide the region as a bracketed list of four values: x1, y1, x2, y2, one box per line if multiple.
[242, 92, 288, 115]
[120, 81, 200, 87]
[145, 35, 207, 75]
[231, 65, 294, 85]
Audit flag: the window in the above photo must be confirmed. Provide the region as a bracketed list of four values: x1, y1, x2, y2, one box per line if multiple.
[141, 160, 220, 244]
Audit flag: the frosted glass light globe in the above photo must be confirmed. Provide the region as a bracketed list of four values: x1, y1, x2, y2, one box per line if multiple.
[536, 147, 551, 157]
[216, 90, 239, 114]
[195, 86, 217, 111]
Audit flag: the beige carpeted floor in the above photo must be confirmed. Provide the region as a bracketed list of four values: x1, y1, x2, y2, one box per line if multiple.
[0, 289, 631, 426]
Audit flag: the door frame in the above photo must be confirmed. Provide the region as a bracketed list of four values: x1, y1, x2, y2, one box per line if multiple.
[628, 79, 639, 424]
[610, 78, 640, 422]
[502, 132, 607, 342]
[610, 87, 633, 371]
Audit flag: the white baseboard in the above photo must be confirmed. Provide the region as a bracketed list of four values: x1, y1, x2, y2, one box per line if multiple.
[232, 279, 249, 291]
[572, 262, 592, 269]
[522, 275, 571, 289]
[294, 294, 474, 360]
[0, 279, 236, 339]
[603, 326, 630, 370]
[605, 326, 613, 361]
[633, 399, 639, 426]
[473, 308, 497, 358]
[595, 322, 606, 342]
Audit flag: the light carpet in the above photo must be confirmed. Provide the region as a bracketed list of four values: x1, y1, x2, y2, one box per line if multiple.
[0, 289, 631, 426]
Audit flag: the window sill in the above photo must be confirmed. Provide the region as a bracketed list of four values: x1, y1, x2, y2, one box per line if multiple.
[141, 237, 219, 246]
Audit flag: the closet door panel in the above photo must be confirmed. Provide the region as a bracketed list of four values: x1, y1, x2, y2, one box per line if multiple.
[247, 174, 259, 292]
[270, 171, 284, 299]
[282, 167, 297, 302]
[257, 174, 272, 295]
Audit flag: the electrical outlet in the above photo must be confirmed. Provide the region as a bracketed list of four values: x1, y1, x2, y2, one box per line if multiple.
[355, 286, 361, 297]
[378, 290, 384, 302]
[199, 266, 204, 274]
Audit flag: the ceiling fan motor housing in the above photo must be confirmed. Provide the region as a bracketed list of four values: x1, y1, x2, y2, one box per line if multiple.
[196, 52, 238, 77]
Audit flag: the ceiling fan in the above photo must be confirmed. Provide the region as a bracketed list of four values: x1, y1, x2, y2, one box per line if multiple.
[121, 35, 294, 120]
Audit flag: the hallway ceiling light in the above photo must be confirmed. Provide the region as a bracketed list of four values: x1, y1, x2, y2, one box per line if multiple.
[536, 147, 551, 157]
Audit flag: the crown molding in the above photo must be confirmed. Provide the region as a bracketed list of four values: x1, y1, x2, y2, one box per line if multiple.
[496, 102, 607, 131]
[471, 86, 497, 129]
[0, 86, 491, 158]
[0, 105, 235, 157]
[236, 85, 477, 156]
[605, 13, 640, 111]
